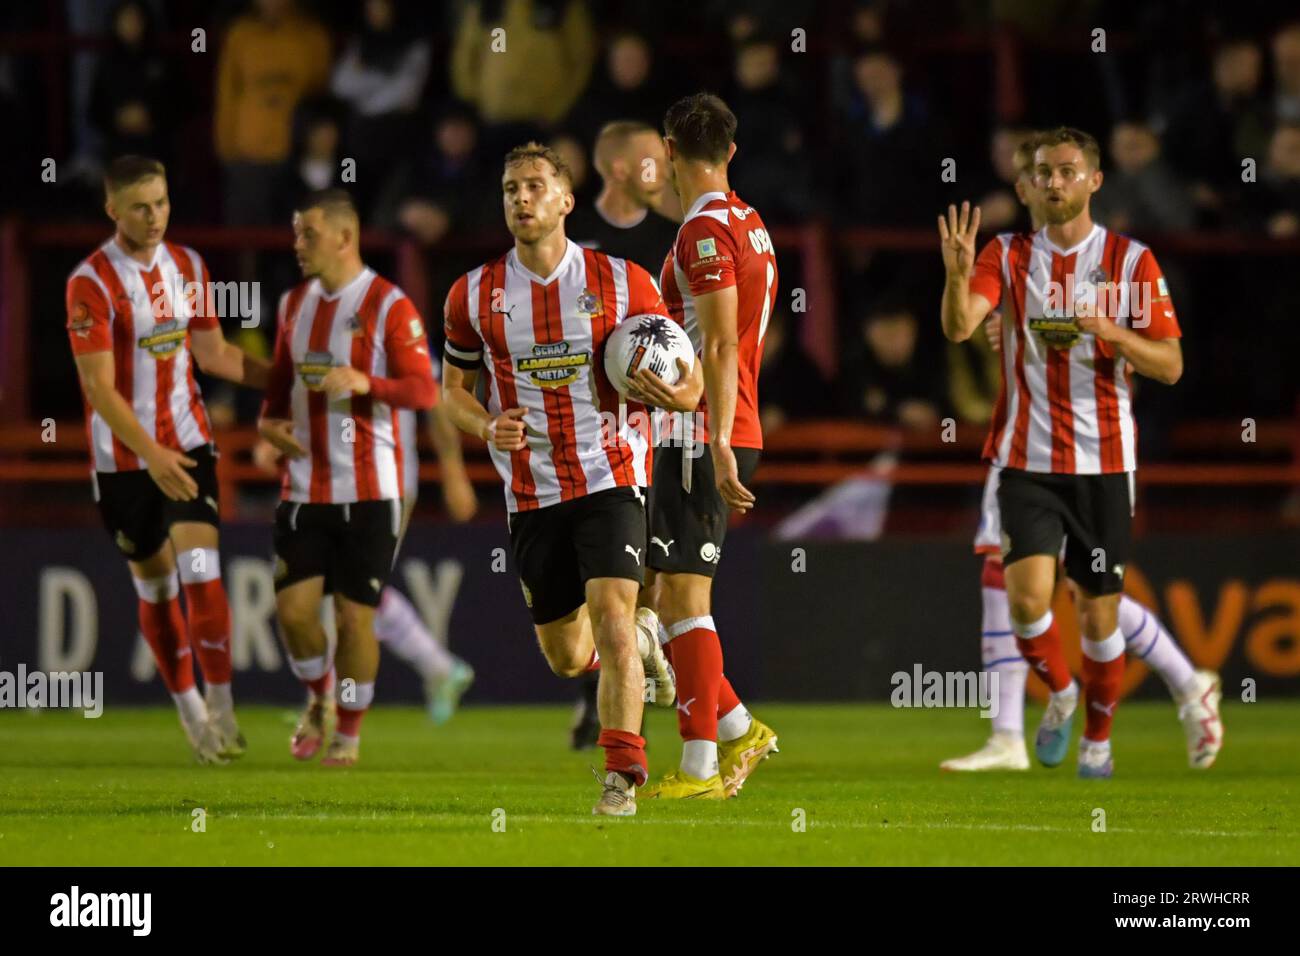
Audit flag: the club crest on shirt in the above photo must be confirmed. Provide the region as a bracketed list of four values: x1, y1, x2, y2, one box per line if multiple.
[345, 314, 363, 336]
[137, 319, 187, 359]
[69, 302, 94, 337]
[576, 289, 603, 317]
[516, 340, 590, 388]
[297, 350, 336, 389]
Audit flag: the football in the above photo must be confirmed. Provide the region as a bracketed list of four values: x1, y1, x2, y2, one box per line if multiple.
[602, 313, 695, 397]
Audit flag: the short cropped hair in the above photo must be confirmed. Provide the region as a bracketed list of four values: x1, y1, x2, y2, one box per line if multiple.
[1035, 126, 1102, 170]
[663, 93, 737, 164]
[104, 155, 165, 196]
[295, 188, 360, 225]
[593, 120, 659, 176]
[1012, 131, 1042, 176]
[503, 141, 573, 189]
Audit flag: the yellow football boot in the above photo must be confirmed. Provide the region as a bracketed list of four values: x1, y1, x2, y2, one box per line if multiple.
[640, 769, 725, 800]
[718, 718, 779, 797]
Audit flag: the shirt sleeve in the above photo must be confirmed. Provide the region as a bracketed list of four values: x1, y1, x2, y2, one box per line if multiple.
[66, 273, 113, 355]
[371, 296, 437, 409]
[968, 238, 1004, 308]
[678, 216, 738, 298]
[1128, 248, 1181, 339]
[441, 273, 484, 369]
[259, 292, 295, 420]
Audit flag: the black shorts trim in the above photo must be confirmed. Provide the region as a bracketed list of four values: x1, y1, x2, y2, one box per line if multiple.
[272, 499, 400, 607]
[996, 467, 1133, 596]
[507, 485, 647, 625]
[94, 443, 221, 560]
[648, 444, 761, 577]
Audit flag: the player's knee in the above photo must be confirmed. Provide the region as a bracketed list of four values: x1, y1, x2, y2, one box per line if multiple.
[1008, 594, 1051, 625]
[277, 601, 318, 639]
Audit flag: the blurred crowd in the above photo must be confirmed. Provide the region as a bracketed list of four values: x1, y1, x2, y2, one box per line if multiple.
[4, 0, 1299, 433]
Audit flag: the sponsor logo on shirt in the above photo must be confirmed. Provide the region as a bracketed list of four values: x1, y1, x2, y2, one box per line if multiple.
[297, 350, 336, 389]
[1028, 315, 1081, 349]
[695, 238, 717, 258]
[516, 341, 590, 388]
[137, 319, 187, 359]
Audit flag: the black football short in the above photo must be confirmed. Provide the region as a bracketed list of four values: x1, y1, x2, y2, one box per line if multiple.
[996, 467, 1134, 596]
[507, 485, 647, 625]
[272, 499, 401, 607]
[648, 444, 761, 577]
[94, 443, 221, 560]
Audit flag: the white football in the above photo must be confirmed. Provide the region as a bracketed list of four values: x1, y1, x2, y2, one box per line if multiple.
[603, 313, 695, 397]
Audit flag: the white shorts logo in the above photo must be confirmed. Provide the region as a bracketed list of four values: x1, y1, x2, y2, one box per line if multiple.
[699, 542, 720, 564]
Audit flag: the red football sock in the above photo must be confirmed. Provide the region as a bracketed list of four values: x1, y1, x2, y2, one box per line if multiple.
[336, 706, 367, 737]
[307, 670, 333, 697]
[718, 674, 741, 717]
[138, 593, 194, 694]
[1014, 613, 1072, 693]
[584, 648, 600, 672]
[668, 623, 724, 742]
[1082, 653, 1126, 742]
[182, 578, 232, 684]
[598, 728, 648, 786]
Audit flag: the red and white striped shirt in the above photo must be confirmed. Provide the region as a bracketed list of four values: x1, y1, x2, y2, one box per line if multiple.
[66, 238, 216, 473]
[443, 240, 662, 512]
[660, 189, 778, 449]
[971, 225, 1181, 474]
[262, 267, 437, 504]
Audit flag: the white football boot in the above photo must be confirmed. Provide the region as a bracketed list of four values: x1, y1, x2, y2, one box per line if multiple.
[635, 607, 676, 708]
[941, 731, 1030, 771]
[1177, 670, 1223, 769]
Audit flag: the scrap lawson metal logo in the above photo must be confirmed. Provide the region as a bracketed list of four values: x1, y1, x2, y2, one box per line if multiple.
[516, 341, 590, 388]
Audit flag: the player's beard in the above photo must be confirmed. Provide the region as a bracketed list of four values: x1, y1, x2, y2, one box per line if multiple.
[1042, 192, 1087, 225]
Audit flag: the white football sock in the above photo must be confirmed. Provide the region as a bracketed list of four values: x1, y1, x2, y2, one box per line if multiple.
[981, 584, 1028, 735]
[1119, 595, 1197, 698]
[717, 704, 752, 742]
[681, 739, 719, 780]
[205, 681, 233, 714]
[374, 587, 452, 682]
[172, 686, 207, 727]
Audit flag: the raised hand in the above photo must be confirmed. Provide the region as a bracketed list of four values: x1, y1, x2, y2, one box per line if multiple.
[937, 201, 982, 279]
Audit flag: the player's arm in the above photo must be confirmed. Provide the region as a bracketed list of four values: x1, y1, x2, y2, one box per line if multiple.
[256, 302, 307, 459]
[1077, 250, 1183, 385]
[190, 327, 270, 389]
[441, 359, 527, 452]
[696, 284, 755, 512]
[73, 351, 198, 500]
[428, 404, 477, 521]
[938, 201, 995, 342]
[320, 301, 437, 408]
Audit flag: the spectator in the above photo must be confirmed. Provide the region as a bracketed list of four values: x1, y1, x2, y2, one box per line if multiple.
[272, 97, 346, 224]
[1162, 37, 1271, 223]
[89, 0, 179, 168]
[759, 312, 833, 433]
[214, 0, 331, 225]
[1238, 122, 1300, 237]
[728, 36, 816, 223]
[377, 106, 497, 246]
[570, 31, 668, 143]
[331, 0, 431, 216]
[1091, 120, 1194, 233]
[839, 304, 942, 431]
[974, 127, 1035, 233]
[450, 0, 595, 155]
[835, 46, 942, 225]
[565, 120, 680, 275]
[1273, 22, 1300, 123]
[549, 130, 594, 206]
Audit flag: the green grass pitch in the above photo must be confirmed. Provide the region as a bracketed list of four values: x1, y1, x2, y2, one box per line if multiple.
[2, 700, 1296, 866]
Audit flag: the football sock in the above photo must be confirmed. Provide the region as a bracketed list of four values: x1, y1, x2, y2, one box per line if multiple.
[288, 655, 332, 697]
[1012, 609, 1072, 693]
[373, 586, 453, 682]
[135, 572, 195, 694]
[664, 616, 724, 761]
[172, 685, 207, 727]
[980, 559, 1028, 735]
[1118, 594, 1198, 698]
[598, 728, 648, 786]
[335, 680, 374, 737]
[681, 739, 719, 779]
[1082, 627, 1126, 743]
[177, 548, 232, 685]
[717, 702, 752, 743]
[585, 648, 600, 672]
